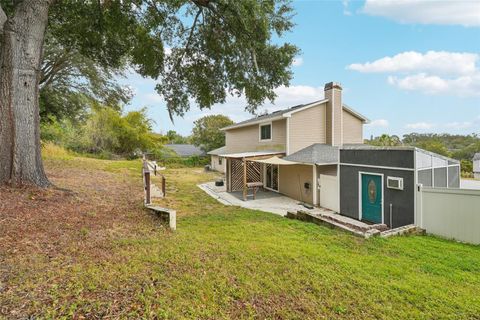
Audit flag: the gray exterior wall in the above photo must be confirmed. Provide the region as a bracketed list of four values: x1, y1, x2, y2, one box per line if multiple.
[340, 165, 415, 228]
[340, 149, 415, 228]
[341, 149, 414, 169]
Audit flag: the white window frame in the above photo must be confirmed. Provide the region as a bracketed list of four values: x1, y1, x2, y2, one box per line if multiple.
[259, 122, 272, 142]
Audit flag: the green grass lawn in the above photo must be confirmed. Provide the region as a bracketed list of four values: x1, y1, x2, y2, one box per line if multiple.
[2, 153, 480, 319]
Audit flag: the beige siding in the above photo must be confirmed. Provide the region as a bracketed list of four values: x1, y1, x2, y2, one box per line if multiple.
[210, 155, 226, 173]
[225, 119, 286, 153]
[288, 103, 327, 154]
[317, 165, 337, 177]
[342, 109, 363, 144]
[278, 164, 313, 205]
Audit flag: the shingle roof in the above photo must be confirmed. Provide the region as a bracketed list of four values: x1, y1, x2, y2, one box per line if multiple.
[221, 100, 369, 131]
[164, 144, 205, 157]
[221, 102, 313, 130]
[284, 144, 339, 164]
[474, 153, 480, 161]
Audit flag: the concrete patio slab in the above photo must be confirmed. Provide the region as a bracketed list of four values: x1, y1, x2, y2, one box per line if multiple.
[198, 181, 333, 216]
[199, 181, 391, 237]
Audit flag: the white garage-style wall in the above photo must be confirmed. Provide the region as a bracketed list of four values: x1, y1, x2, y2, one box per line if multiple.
[416, 186, 480, 245]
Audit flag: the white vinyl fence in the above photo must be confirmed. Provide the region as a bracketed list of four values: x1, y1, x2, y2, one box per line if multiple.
[416, 185, 480, 245]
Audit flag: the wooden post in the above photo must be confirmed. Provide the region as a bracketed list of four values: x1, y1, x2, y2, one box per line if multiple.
[243, 158, 247, 201]
[162, 175, 166, 197]
[227, 158, 231, 192]
[144, 170, 151, 205]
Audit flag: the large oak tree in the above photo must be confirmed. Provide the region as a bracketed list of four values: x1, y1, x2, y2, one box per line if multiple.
[0, 0, 298, 187]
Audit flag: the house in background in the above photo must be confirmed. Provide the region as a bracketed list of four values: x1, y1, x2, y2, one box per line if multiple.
[211, 81, 460, 228]
[208, 146, 227, 173]
[474, 153, 480, 179]
[164, 144, 205, 157]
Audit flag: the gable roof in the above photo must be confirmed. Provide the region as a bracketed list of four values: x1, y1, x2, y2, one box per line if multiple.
[343, 104, 370, 123]
[221, 99, 368, 131]
[164, 144, 205, 157]
[474, 153, 480, 161]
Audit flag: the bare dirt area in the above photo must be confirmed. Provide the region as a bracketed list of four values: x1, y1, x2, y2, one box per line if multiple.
[0, 160, 157, 317]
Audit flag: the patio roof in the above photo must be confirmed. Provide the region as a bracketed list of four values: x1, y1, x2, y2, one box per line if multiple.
[220, 151, 285, 159]
[207, 146, 227, 155]
[252, 156, 298, 165]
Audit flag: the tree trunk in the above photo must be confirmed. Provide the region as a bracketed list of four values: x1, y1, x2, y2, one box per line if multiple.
[0, 1, 52, 187]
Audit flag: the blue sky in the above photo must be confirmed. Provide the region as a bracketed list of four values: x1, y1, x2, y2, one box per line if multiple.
[121, 0, 480, 138]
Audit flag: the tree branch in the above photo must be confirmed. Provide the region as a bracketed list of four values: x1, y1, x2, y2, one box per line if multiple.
[175, 8, 202, 69]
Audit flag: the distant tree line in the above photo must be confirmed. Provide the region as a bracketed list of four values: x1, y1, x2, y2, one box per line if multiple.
[366, 133, 480, 176]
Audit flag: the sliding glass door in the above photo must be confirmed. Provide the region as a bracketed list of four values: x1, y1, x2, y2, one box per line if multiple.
[265, 164, 279, 191]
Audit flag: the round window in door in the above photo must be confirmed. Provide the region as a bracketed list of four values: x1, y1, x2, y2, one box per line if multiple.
[368, 180, 377, 204]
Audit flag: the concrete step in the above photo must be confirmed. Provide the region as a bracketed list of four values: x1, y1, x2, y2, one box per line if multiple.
[380, 224, 424, 238]
[316, 213, 388, 233]
[290, 210, 381, 238]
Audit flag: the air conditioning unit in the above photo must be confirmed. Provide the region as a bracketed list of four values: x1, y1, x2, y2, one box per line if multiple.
[387, 176, 404, 190]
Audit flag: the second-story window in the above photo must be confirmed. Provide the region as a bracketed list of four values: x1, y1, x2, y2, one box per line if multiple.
[260, 123, 272, 141]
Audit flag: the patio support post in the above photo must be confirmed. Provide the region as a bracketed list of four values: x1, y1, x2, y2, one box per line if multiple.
[312, 165, 318, 206]
[226, 158, 230, 192]
[243, 157, 247, 201]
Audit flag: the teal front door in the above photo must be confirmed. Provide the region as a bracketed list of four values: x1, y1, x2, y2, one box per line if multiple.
[361, 174, 382, 223]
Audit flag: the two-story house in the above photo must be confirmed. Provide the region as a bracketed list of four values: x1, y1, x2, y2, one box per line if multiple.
[208, 82, 461, 228]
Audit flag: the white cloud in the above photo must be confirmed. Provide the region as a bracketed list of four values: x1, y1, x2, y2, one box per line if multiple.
[388, 73, 480, 96]
[445, 121, 474, 130]
[362, 0, 480, 27]
[406, 122, 435, 130]
[348, 51, 480, 97]
[347, 51, 478, 76]
[342, 0, 352, 16]
[445, 116, 480, 130]
[292, 57, 304, 67]
[366, 119, 389, 127]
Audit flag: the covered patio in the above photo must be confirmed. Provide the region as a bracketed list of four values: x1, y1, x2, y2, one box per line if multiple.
[221, 151, 290, 201]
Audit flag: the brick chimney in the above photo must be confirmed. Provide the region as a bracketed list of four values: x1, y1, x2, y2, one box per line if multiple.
[324, 82, 342, 146]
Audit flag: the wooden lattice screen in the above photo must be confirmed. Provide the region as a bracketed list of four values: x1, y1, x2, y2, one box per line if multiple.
[230, 159, 263, 192]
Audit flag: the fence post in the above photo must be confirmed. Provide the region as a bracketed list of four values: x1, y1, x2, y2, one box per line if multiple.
[144, 170, 151, 205]
[162, 175, 166, 197]
[416, 184, 423, 229]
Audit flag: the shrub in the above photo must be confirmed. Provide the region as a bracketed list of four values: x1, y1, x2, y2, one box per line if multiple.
[41, 141, 74, 160]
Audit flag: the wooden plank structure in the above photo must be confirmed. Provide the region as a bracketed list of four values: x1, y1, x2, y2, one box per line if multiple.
[142, 160, 152, 205]
[142, 154, 175, 230]
[142, 157, 166, 203]
[224, 153, 284, 201]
